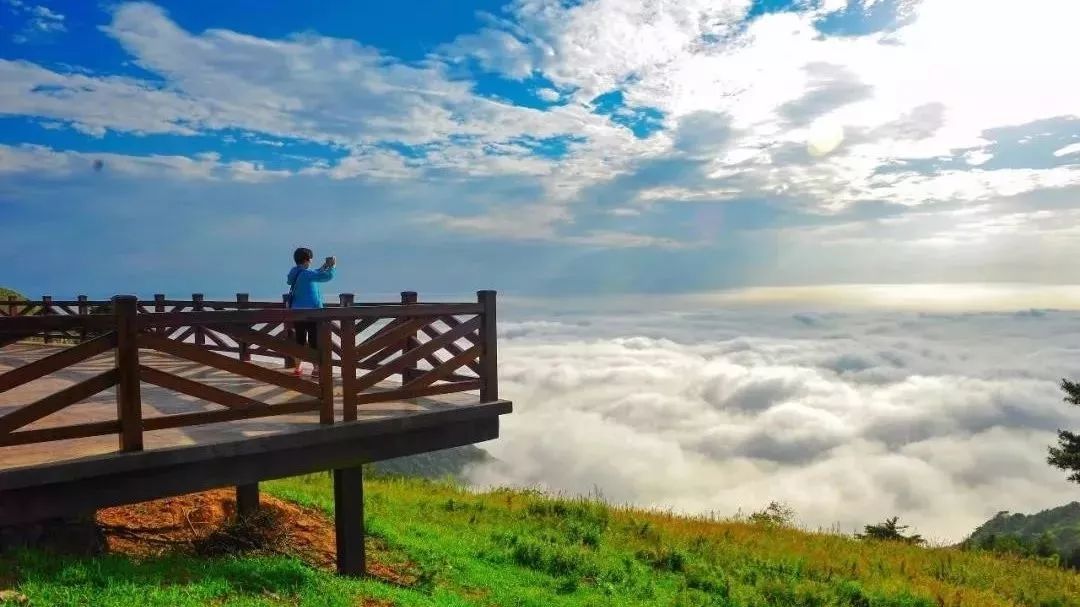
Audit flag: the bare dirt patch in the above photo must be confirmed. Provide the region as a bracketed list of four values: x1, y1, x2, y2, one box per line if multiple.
[95, 489, 417, 586]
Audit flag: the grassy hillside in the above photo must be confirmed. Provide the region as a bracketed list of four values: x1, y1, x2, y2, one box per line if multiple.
[3, 476, 1078, 606]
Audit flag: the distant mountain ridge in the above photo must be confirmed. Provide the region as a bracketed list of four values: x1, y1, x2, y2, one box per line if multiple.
[368, 445, 493, 479]
[966, 502, 1080, 556]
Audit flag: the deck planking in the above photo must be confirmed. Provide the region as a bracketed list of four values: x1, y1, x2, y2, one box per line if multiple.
[0, 343, 486, 472]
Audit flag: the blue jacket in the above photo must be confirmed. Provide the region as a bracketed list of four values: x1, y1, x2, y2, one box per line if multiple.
[287, 266, 335, 309]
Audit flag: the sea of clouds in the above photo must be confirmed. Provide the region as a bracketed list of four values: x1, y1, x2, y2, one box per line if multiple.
[465, 295, 1080, 543]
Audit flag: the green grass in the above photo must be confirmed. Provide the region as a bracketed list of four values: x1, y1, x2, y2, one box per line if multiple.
[3, 474, 1079, 606]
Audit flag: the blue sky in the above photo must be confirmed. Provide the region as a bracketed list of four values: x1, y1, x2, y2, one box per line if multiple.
[1, 0, 1078, 300]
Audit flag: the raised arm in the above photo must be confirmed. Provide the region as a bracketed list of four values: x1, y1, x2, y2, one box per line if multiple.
[309, 267, 335, 282]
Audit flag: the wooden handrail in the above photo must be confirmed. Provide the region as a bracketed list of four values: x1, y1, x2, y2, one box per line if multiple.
[0, 290, 500, 450]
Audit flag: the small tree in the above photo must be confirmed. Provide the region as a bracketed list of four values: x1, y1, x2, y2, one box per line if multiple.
[1048, 379, 1080, 483]
[856, 517, 925, 545]
[748, 501, 796, 527]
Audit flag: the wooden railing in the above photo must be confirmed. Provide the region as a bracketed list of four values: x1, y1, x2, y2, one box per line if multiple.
[0, 291, 498, 451]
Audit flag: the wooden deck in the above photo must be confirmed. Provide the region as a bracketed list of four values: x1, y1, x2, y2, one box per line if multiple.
[0, 291, 510, 575]
[0, 343, 498, 472]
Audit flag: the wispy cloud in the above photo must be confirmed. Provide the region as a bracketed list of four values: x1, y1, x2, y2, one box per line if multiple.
[4, 1, 66, 44]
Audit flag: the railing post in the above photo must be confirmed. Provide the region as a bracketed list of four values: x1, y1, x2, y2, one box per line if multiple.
[400, 291, 419, 384]
[6, 296, 15, 317]
[477, 290, 498, 402]
[152, 294, 165, 337]
[192, 293, 205, 347]
[41, 295, 52, 344]
[77, 295, 88, 342]
[113, 295, 143, 452]
[236, 293, 251, 361]
[282, 294, 295, 369]
[339, 294, 357, 422]
[319, 319, 335, 425]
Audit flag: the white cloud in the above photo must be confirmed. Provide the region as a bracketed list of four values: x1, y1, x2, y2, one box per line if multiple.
[469, 305, 1080, 541]
[536, 87, 561, 103]
[450, 0, 1080, 212]
[98, 2, 615, 148]
[565, 230, 691, 249]
[441, 27, 535, 79]
[0, 59, 208, 136]
[5, 1, 66, 43]
[2, 0, 1079, 255]
[1053, 142, 1080, 158]
[0, 143, 290, 182]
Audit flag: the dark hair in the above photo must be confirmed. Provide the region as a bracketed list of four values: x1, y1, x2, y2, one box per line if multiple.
[293, 247, 314, 265]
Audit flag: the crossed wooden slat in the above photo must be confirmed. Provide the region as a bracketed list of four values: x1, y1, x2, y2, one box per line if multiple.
[138, 364, 319, 431]
[0, 333, 116, 394]
[0, 334, 120, 446]
[420, 316, 481, 376]
[138, 334, 319, 397]
[354, 316, 480, 392]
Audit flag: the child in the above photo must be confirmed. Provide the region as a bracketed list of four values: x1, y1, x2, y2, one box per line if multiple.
[287, 247, 336, 377]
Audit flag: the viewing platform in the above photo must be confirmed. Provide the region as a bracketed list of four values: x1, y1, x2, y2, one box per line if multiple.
[0, 291, 511, 575]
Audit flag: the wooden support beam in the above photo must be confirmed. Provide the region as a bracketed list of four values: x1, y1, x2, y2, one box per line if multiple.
[334, 466, 365, 577]
[192, 294, 205, 346]
[77, 295, 88, 342]
[339, 294, 358, 422]
[282, 293, 296, 369]
[113, 295, 143, 452]
[153, 294, 166, 336]
[236, 483, 259, 519]
[236, 293, 251, 361]
[319, 320, 335, 425]
[41, 296, 52, 344]
[400, 291, 420, 384]
[478, 290, 498, 402]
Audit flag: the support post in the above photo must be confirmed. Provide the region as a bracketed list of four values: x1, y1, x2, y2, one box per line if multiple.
[113, 295, 143, 452]
[41, 295, 52, 344]
[400, 291, 419, 384]
[77, 295, 88, 342]
[236, 293, 251, 361]
[478, 290, 498, 402]
[334, 466, 365, 576]
[282, 294, 295, 369]
[339, 294, 357, 422]
[6, 296, 15, 317]
[236, 483, 259, 519]
[192, 293, 205, 347]
[319, 320, 335, 425]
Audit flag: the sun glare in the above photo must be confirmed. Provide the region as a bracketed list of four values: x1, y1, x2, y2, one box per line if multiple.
[806, 119, 845, 157]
